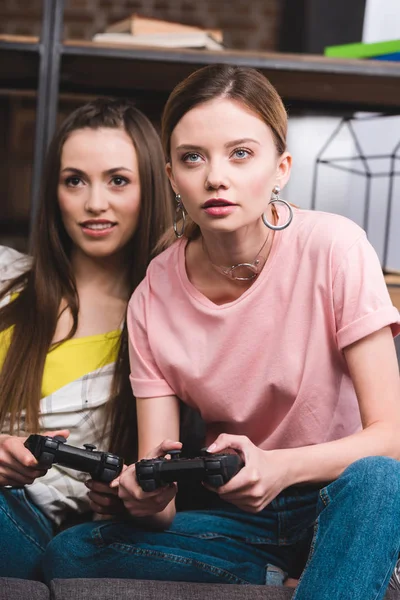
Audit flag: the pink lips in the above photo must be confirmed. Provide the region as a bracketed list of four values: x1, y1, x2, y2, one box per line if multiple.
[202, 198, 237, 217]
[202, 198, 235, 208]
[80, 219, 117, 238]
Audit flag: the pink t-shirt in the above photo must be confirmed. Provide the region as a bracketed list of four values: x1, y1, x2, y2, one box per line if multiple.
[127, 208, 400, 450]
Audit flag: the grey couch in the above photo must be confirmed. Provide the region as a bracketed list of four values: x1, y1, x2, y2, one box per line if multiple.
[1, 578, 399, 600]
[0, 579, 293, 599]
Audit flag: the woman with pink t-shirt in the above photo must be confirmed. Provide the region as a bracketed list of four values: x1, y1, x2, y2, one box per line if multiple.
[44, 65, 400, 599]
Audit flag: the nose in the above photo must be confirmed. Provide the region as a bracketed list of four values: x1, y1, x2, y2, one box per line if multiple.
[84, 184, 109, 214]
[205, 160, 229, 192]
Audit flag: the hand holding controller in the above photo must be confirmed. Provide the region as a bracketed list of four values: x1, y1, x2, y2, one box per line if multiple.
[135, 449, 244, 492]
[24, 434, 123, 484]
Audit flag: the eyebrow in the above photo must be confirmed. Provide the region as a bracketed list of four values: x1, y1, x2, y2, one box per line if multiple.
[176, 138, 260, 151]
[60, 167, 134, 175]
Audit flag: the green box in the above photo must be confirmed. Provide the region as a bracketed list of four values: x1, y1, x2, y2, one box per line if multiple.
[324, 39, 400, 59]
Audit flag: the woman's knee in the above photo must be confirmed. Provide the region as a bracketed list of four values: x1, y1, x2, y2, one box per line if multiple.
[338, 456, 400, 507]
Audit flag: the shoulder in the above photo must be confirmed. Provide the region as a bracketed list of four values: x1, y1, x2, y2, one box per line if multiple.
[0, 245, 31, 285]
[147, 240, 182, 277]
[290, 208, 367, 271]
[129, 240, 181, 314]
[294, 208, 365, 244]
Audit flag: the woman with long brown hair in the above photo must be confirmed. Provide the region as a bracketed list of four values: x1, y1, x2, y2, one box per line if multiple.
[44, 66, 400, 599]
[0, 97, 172, 579]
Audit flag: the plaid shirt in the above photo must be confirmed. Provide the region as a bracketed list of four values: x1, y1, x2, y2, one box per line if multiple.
[0, 246, 113, 525]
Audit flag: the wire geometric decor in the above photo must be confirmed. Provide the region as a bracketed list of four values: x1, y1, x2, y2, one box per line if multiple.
[311, 115, 400, 271]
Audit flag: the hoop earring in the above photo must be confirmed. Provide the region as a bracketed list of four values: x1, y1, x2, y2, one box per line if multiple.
[173, 193, 186, 238]
[262, 185, 293, 231]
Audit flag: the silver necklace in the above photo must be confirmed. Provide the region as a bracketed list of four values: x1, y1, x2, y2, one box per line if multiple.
[202, 228, 272, 282]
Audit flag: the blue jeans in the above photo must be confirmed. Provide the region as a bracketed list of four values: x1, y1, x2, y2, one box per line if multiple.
[42, 457, 400, 598]
[0, 487, 54, 580]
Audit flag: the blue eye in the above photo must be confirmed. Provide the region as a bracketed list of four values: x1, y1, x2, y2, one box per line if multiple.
[183, 153, 201, 163]
[233, 148, 250, 159]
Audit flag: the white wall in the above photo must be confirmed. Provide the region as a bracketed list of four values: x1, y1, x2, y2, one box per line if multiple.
[363, 0, 400, 42]
[285, 0, 400, 270]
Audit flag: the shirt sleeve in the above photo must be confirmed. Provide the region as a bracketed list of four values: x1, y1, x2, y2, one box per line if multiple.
[127, 282, 175, 399]
[333, 232, 400, 350]
[0, 246, 30, 286]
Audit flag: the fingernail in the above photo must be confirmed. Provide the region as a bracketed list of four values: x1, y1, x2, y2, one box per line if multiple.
[207, 443, 217, 452]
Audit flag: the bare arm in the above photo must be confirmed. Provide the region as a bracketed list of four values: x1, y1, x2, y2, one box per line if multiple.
[116, 394, 181, 529]
[137, 395, 181, 459]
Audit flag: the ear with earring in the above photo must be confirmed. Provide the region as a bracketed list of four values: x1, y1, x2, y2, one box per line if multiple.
[173, 193, 186, 238]
[262, 185, 293, 231]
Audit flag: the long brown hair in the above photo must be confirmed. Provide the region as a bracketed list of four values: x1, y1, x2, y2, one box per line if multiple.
[157, 64, 288, 251]
[0, 98, 172, 463]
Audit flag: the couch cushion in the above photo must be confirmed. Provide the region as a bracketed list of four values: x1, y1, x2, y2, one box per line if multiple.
[0, 578, 49, 600]
[49, 578, 400, 599]
[50, 579, 293, 600]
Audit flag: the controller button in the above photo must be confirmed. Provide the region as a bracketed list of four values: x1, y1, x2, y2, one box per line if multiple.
[206, 461, 221, 471]
[138, 466, 154, 475]
[52, 436, 67, 443]
[105, 456, 120, 466]
[83, 444, 97, 451]
[39, 451, 56, 466]
[102, 468, 117, 482]
[208, 474, 224, 487]
[44, 440, 58, 450]
[141, 480, 157, 492]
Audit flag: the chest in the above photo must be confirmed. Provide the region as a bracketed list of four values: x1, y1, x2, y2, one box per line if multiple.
[53, 292, 125, 343]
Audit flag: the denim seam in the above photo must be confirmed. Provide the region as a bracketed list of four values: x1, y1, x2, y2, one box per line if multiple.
[276, 532, 311, 546]
[0, 501, 48, 552]
[291, 486, 336, 599]
[90, 525, 251, 584]
[180, 533, 276, 544]
[108, 544, 251, 584]
[168, 531, 231, 541]
[290, 518, 319, 600]
[92, 524, 106, 547]
[318, 486, 330, 508]
[243, 536, 275, 544]
[172, 530, 277, 544]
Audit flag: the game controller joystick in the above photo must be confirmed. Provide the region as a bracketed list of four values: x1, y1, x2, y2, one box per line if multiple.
[135, 449, 243, 492]
[24, 434, 123, 484]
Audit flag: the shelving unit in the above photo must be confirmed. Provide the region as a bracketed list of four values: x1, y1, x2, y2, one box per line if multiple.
[0, 0, 399, 237]
[2, 36, 400, 108]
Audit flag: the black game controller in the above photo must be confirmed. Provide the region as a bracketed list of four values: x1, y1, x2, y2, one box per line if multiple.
[24, 434, 123, 484]
[135, 449, 244, 492]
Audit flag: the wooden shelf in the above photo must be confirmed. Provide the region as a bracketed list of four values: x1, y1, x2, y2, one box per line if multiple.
[1, 35, 400, 112]
[0, 36, 40, 91]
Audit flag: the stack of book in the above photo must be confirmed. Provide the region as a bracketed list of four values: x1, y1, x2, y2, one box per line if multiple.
[93, 14, 224, 50]
[324, 39, 400, 62]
